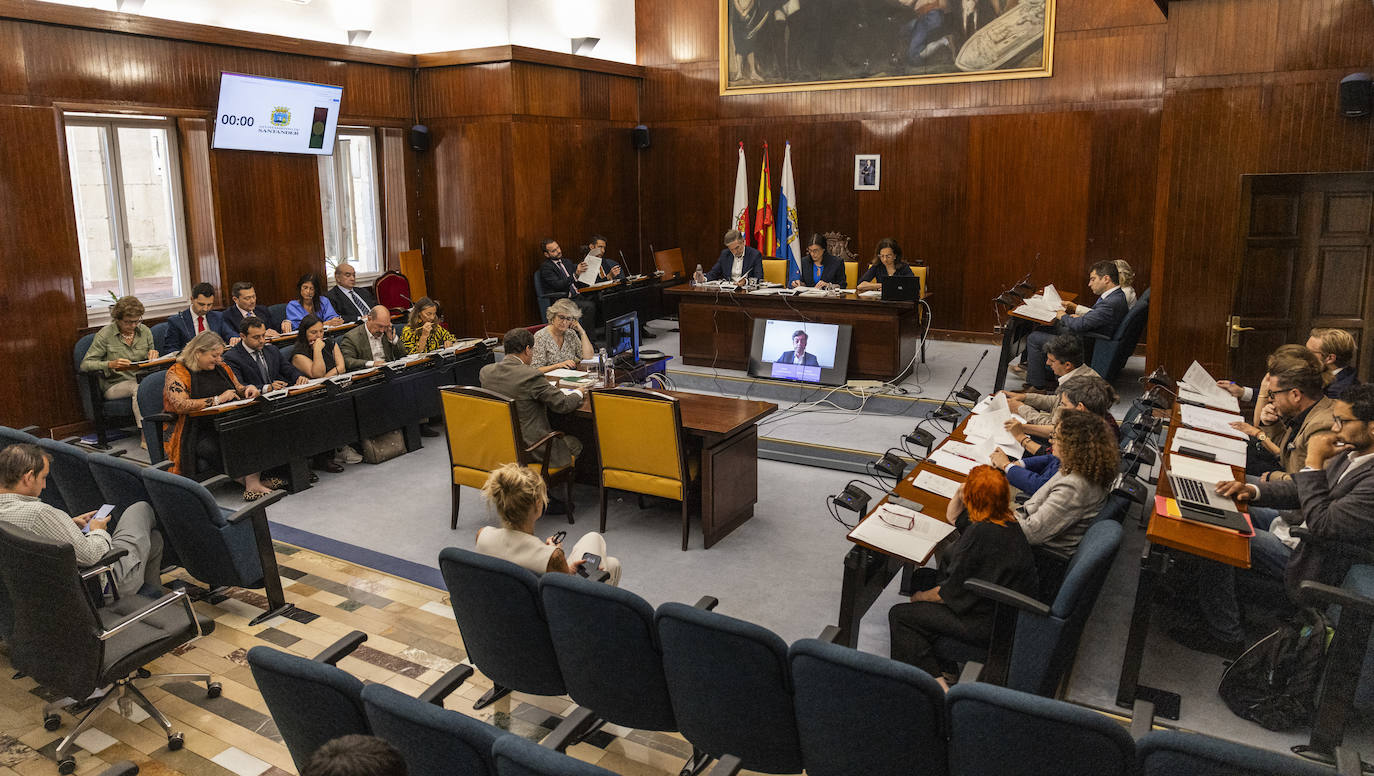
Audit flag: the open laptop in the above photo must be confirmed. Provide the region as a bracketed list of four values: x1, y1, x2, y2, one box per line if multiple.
[1166, 473, 1251, 533]
[880, 275, 921, 302]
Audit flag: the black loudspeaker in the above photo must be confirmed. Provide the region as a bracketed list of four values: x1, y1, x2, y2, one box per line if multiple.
[631, 124, 651, 150]
[409, 124, 430, 152]
[1340, 73, 1372, 118]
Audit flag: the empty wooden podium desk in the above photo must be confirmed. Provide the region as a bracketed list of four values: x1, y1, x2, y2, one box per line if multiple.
[992, 288, 1078, 392]
[666, 286, 921, 381]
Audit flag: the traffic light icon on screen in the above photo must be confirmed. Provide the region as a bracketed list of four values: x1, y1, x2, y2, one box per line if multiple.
[308, 107, 329, 149]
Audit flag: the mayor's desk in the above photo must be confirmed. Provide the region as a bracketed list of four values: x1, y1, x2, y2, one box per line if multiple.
[665, 286, 921, 382]
[556, 389, 777, 549]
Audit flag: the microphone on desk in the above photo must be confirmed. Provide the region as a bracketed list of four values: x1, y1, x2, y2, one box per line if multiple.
[929, 366, 968, 425]
[956, 349, 989, 403]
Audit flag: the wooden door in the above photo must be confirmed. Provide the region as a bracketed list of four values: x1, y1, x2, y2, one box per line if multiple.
[1230, 173, 1374, 387]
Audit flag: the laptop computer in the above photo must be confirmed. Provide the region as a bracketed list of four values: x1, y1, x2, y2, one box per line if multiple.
[1166, 473, 1251, 533]
[880, 275, 921, 302]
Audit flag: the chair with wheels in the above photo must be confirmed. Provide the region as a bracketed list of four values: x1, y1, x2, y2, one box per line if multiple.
[589, 387, 699, 550]
[947, 683, 1135, 776]
[140, 467, 295, 625]
[656, 602, 804, 774]
[0, 523, 218, 776]
[74, 332, 135, 450]
[37, 438, 107, 516]
[362, 683, 503, 776]
[789, 637, 949, 776]
[439, 386, 576, 529]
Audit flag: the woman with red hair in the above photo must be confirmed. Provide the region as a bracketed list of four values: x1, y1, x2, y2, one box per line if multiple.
[888, 465, 1039, 689]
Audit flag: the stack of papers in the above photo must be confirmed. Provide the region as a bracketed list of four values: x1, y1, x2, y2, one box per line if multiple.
[858, 290, 882, 299]
[912, 469, 961, 499]
[849, 503, 956, 563]
[1011, 284, 1062, 322]
[1171, 427, 1248, 467]
[1178, 361, 1240, 412]
[1179, 404, 1248, 439]
[1167, 454, 1236, 485]
[577, 254, 603, 285]
[963, 393, 1025, 458]
[928, 449, 977, 475]
[546, 368, 588, 379]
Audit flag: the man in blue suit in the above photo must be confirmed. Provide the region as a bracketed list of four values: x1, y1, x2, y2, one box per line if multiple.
[705, 229, 764, 284]
[1019, 261, 1129, 391]
[775, 330, 820, 366]
[223, 281, 286, 335]
[223, 317, 306, 392]
[164, 282, 237, 351]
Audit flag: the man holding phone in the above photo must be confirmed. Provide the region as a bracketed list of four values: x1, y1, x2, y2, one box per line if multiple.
[0, 444, 165, 597]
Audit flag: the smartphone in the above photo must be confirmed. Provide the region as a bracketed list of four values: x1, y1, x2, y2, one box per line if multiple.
[577, 553, 602, 578]
[84, 503, 115, 534]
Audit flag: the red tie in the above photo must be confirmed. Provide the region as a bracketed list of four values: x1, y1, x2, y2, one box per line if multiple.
[197, 315, 205, 333]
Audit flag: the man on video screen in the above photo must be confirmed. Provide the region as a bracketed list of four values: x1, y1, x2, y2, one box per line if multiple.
[775, 329, 820, 366]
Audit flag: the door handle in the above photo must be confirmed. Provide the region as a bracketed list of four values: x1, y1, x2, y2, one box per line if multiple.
[1230, 323, 1255, 333]
[1227, 316, 1254, 348]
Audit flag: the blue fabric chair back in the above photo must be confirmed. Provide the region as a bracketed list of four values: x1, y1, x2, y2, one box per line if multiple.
[655, 601, 803, 774]
[947, 683, 1134, 776]
[150, 322, 169, 354]
[1137, 730, 1335, 776]
[1089, 288, 1150, 380]
[539, 573, 677, 731]
[1008, 519, 1123, 696]
[1341, 564, 1374, 710]
[36, 439, 105, 516]
[436, 547, 566, 697]
[74, 333, 99, 423]
[137, 370, 168, 463]
[789, 638, 948, 776]
[268, 304, 289, 330]
[0, 427, 67, 512]
[492, 733, 618, 776]
[141, 467, 264, 589]
[362, 683, 503, 776]
[277, 344, 295, 362]
[532, 269, 551, 323]
[87, 453, 179, 567]
[246, 646, 369, 772]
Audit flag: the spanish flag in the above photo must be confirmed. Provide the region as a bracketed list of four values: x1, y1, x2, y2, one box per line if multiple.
[753, 143, 775, 258]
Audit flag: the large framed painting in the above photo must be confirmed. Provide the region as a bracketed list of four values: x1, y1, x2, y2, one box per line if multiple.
[721, 0, 1056, 95]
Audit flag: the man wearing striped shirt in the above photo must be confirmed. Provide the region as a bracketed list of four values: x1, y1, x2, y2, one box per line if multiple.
[0, 444, 163, 597]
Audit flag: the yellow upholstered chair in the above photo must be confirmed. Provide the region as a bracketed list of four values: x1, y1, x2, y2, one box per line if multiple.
[440, 386, 576, 529]
[844, 261, 860, 289]
[589, 387, 700, 551]
[762, 259, 787, 285]
[912, 266, 928, 297]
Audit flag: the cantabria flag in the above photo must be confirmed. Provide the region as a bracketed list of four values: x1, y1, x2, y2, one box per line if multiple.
[776, 141, 799, 285]
[731, 142, 750, 237]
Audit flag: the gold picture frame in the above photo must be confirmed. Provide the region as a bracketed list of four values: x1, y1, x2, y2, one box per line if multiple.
[720, 0, 1056, 95]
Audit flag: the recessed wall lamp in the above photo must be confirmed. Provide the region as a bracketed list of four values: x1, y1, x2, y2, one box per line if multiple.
[571, 37, 599, 55]
[348, 29, 372, 46]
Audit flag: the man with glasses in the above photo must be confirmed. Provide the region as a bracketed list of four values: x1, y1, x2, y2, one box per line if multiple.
[1172, 384, 1374, 658]
[80, 295, 159, 427]
[327, 263, 379, 323]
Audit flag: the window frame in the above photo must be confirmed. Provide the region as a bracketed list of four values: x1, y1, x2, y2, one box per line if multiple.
[320, 125, 385, 287]
[63, 112, 193, 328]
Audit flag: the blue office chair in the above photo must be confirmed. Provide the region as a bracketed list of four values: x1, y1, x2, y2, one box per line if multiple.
[437, 547, 570, 711]
[947, 683, 1135, 776]
[362, 683, 503, 776]
[789, 638, 948, 776]
[150, 322, 170, 354]
[937, 519, 1124, 697]
[1138, 730, 1339, 775]
[268, 303, 290, 331]
[492, 734, 617, 776]
[140, 467, 294, 625]
[656, 602, 804, 775]
[0, 426, 66, 512]
[36, 438, 106, 516]
[74, 332, 135, 449]
[539, 574, 713, 773]
[1084, 288, 1150, 381]
[136, 370, 172, 465]
[277, 344, 295, 362]
[532, 269, 553, 323]
[87, 452, 178, 567]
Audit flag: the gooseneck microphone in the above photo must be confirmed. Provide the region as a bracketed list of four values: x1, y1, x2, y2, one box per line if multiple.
[930, 366, 968, 425]
[956, 349, 990, 403]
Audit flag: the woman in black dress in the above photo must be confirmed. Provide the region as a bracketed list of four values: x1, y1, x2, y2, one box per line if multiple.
[856, 237, 917, 292]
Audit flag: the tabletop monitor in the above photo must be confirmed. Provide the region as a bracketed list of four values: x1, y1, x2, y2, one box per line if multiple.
[748, 318, 851, 386]
[607, 311, 640, 365]
[212, 72, 343, 155]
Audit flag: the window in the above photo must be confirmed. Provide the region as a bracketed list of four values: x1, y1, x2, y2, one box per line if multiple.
[319, 128, 383, 280]
[64, 114, 191, 323]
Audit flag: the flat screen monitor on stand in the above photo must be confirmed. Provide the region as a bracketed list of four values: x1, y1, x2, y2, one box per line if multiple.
[607, 311, 640, 367]
[746, 318, 852, 386]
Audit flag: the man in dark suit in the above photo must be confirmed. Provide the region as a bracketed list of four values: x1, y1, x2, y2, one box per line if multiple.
[705, 229, 764, 283]
[1176, 384, 1374, 657]
[1018, 261, 1129, 391]
[537, 239, 597, 323]
[587, 234, 624, 281]
[326, 263, 378, 323]
[224, 317, 306, 392]
[479, 328, 585, 472]
[339, 305, 405, 371]
[164, 282, 237, 352]
[223, 281, 286, 335]
[775, 330, 820, 366]
[791, 243, 846, 289]
[1307, 327, 1361, 399]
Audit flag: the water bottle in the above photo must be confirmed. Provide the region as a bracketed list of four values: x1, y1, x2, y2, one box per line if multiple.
[597, 347, 609, 387]
[692, 264, 705, 286]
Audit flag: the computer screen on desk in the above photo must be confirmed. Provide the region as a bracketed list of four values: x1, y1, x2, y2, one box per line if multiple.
[748, 319, 851, 385]
[607, 311, 639, 364]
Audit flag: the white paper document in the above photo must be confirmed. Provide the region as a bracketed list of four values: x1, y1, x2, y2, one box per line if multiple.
[928, 449, 977, 475]
[1167, 454, 1236, 485]
[1175, 427, 1248, 454]
[1011, 284, 1062, 322]
[913, 469, 962, 499]
[545, 368, 588, 378]
[849, 503, 956, 563]
[1179, 404, 1248, 439]
[212, 396, 257, 410]
[1179, 361, 1241, 412]
[962, 393, 1024, 458]
[577, 254, 603, 285]
[1170, 435, 1245, 468]
[560, 388, 583, 397]
[939, 439, 992, 465]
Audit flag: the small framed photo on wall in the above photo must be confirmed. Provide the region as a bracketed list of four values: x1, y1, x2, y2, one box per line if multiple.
[854, 155, 880, 191]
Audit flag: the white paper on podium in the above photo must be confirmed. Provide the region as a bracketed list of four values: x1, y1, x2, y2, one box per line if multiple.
[1170, 435, 1245, 467]
[912, 470, 961, 499]
[1179, 404, 1248, 439]
[1175, 427, 1248, 454]
[577, 254, 603, 285]
[962, 394, 1024, 458]
[849, 504, 956, 563]
[1042, 284, 1062, 309]
[939, 439, 995, 466]
[546, 368, 588, 378]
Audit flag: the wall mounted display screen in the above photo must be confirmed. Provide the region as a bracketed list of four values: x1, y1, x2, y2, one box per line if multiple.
[212, 72, 343, 155]
[747, 319, 852, 386]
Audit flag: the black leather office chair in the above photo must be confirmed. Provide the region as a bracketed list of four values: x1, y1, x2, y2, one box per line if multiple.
[0, 523, 218, 775]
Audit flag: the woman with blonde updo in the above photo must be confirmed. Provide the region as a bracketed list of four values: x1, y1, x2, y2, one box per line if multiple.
[474, 463, 621, 585]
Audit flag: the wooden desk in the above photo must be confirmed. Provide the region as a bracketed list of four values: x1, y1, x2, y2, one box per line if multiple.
[665, 286, 920, 381]
[992, 288, 1078, 392]
[1115, 402, 1250, 719]
[557, 389, 777, 549]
